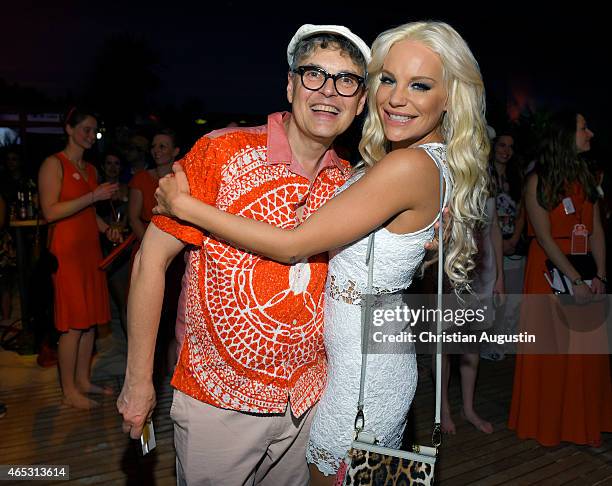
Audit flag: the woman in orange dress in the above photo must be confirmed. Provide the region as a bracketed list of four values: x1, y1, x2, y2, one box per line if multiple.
[128, 129, 179, 242]
[508, 111, 612, 446]
[38, 108, 121, 409]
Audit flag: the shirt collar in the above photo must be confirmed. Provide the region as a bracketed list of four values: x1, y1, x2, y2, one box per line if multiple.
[266, 111, 345, 179]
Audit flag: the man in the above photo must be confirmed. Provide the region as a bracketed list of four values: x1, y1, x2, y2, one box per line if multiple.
[125, 134, 150, 176]
[118, 24, 370, 485]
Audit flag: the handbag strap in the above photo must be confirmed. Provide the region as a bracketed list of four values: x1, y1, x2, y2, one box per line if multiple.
[355, 165, 444, 450]
[433, 161, 443, 446]
[354, 232, 376, 432]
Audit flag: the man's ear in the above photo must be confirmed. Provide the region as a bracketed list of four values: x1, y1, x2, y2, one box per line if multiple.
[287, 71, 294, 104]
[356, 88, 368, 117]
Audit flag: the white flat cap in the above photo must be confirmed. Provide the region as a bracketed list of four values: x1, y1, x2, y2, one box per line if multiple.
[287, 24, 371, 67]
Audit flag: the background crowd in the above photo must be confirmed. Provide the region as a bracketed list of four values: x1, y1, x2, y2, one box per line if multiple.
[1, 83, 611, 457]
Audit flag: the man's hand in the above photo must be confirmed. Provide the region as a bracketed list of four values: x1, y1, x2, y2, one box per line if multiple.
[153, 162, 191, 217]
[117, 226, 183, 440]
[117, 379, 157, 440]
[424, 207, 451, 251]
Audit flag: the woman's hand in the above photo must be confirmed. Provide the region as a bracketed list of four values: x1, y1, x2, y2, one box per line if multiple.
[503, 239, 516, 255]
[572, 282, 593, 305]
[590, 277, 606, 295]
[93, 182, 119, 202]
[493, 275, 506, 306]
[153, 163, 191, 217]
[105, 226, 124, 244]
[424, 207, 451, 251]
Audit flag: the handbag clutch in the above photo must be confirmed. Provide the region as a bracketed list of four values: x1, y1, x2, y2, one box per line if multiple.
[544, 253, 597, 295]
[342, 438, 436, 485]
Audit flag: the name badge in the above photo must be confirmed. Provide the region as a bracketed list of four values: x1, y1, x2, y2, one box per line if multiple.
[571, 224, 588, 255]
[562, 197, 575, 215]
[140, 419, 156, 455]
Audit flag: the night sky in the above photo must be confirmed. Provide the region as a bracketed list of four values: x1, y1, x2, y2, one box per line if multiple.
[2, 2, 610, 135]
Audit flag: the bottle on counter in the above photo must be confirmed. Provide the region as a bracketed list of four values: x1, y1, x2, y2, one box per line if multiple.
[9, 200, 16, 221]
[26, 191, 34, 219]
[31, 192, 39, 212]
[17, 191, 27, 220]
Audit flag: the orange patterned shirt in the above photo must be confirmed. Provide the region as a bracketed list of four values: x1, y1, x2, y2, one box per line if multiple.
[153, 112, 351, 416]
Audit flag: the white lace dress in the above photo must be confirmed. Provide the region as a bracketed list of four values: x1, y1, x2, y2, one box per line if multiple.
[306, 143, 451, 475]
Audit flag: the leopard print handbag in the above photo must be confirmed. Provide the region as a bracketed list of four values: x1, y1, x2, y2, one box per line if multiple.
[340, 169, 445, 486]
[342, 441, 436, 486]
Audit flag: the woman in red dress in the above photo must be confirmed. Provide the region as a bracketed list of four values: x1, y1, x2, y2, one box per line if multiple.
[128, 129, 179, 242]
[38, 108, 121, 409]
[508, 111, 612, 446]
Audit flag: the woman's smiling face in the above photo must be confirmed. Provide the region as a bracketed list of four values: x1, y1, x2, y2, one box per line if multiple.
[376, 39, 447, 149]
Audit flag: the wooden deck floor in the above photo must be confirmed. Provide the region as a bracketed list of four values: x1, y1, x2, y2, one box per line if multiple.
[0, 356, 611, 485]
[412, 356, 612, 485]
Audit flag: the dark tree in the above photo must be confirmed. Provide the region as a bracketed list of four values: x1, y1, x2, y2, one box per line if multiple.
[84, 33, 161, 125]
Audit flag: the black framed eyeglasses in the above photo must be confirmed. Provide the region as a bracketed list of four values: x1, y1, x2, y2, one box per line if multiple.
[292, 66, 365, 97]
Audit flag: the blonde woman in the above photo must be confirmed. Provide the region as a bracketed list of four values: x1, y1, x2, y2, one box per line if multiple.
[154, 21, 488, 484]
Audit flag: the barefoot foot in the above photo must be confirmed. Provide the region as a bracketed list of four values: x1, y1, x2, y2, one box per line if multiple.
[77, 382, 114, 396]
[461, 408, 493, 434]
[62, 393, 100, 410]
[441, 409, 456, 435]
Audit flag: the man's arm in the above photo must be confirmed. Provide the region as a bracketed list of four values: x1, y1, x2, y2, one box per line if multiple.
[117, 223, 184, 439]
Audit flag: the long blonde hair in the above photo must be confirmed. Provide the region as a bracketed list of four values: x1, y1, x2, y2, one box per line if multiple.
[358, 21, 489, 291]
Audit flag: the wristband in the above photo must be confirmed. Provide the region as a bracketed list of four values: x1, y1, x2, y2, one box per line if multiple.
[596, 275, 607, 284]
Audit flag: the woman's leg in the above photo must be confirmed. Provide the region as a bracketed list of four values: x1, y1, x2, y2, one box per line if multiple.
[75, 327, 113, 396]
[308, 464, 335, 486]
[439, 354, 455, 434]
[459, 353, 493, 433]
[58, 329, 98, 409]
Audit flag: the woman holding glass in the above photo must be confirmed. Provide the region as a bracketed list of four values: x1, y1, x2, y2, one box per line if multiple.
[38, 108, 120, 409]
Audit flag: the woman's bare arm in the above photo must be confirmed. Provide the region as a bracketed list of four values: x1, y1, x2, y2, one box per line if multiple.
[490, 208, 505, 295]
[589, 201, 606, 294]
[157, 149, 441, 263]
[525, 174, 584, 283]
[38, 156, 117, 223]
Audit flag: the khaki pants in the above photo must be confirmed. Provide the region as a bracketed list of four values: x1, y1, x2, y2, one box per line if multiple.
[170, 390, 315, 486]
